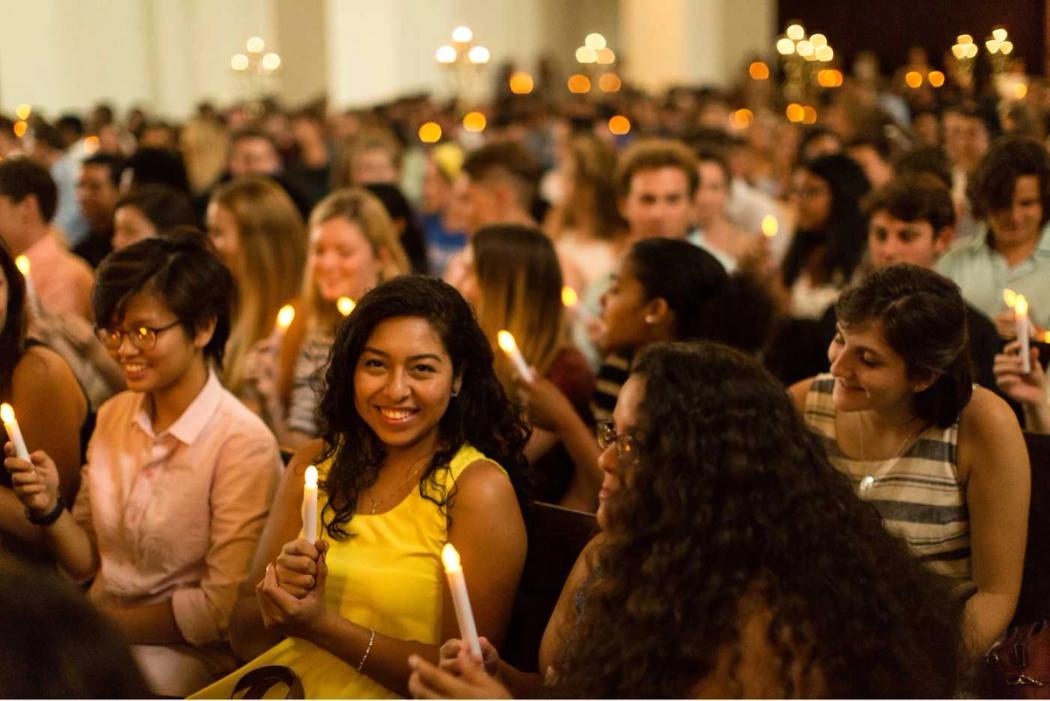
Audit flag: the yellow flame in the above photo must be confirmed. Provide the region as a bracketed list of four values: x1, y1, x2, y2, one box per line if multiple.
[497, 330, 519, 354]
[561, 287, 579, 308]
[337, 297, 356, 316]
[14, 255, 29, 277]
[441, 542, 462, 572]
[418, 121, 442, 143]
[761, 215, 778, 238]
[15, 104, 31, 120]
[0, 403, 14, 424]
[1016, 295, 1029, 317]
[305, 464, 318, 489]
[462, 112, 487, 133]
[276, 304, 295, 329]
[1004, 288, 1018, 308]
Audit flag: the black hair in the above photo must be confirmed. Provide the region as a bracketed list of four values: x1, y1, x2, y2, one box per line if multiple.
[462, 141, 543, 210]
[0, 239, 27, 398]
[0, 157, 58, 222]
[84, 153, 126, 187]
[317, 275, 531, 539]
[628, 238, 773, 354]
[115, 184, 198, 232]
[968, 135, 1050, 224]
[863, 173, 956, 232]
[93, 229, 232, 366]
[835, 264, 972, 427]
[364, 182, 430, 275]
[122, 147, 190, 194]
[893, 145, 952, 190]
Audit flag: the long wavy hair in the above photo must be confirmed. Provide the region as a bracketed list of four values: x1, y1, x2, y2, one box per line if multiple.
[554, 342, 962, 698]
[0, 240, 27, 399]
[316, 275, 531, 539]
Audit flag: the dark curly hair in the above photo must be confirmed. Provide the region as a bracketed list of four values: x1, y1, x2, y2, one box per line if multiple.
[554, 342, 962, 698]
[968, 135, 1050, 224]
[0, 239, 27, 399]
[317, 275, 531, 539]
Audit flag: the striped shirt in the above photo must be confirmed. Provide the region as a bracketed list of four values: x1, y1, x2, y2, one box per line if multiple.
[804, 374, 971, 582]
[589, 352, 632, 424]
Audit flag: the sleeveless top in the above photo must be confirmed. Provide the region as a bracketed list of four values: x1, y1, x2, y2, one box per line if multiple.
[193, 443, 498, 699]
[804, 374, 972, 583]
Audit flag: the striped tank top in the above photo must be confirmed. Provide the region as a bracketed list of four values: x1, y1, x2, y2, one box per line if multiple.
[804, 374, 972, 583]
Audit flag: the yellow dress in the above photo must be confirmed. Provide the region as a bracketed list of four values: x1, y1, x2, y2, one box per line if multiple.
[193, 443, 492, 699]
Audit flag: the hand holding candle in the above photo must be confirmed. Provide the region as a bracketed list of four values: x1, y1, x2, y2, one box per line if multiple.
[442, 543, 483, 658]
[1, 402, 30, 461]
[497, 330, 534, 383]
[302, 465, 318, 543]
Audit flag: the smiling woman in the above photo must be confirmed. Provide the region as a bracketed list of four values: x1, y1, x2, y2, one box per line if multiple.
[201, 275, 530, 699]
[789, 264, 1030, 664]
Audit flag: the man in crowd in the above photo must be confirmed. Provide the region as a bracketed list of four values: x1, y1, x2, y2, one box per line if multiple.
[73, 153, 123, 267]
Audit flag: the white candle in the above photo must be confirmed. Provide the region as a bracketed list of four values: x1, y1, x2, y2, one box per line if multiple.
[0, 402, 30, 461]
[496, 330, 534, 383]
[302, 465, 318, 543]
[1017, 294, 1032, 374]
[337, 297, 356, 317]
[14, 256, 37, 311]
[441, 543, 482, 658]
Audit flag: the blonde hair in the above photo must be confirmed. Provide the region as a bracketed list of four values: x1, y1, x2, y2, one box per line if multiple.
[471, 224, 566, 392]
[210, 176, 307, 395]
[278, 187, 410, 400]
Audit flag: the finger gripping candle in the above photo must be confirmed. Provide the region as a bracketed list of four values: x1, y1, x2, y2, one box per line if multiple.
[496, 330, 534, 383]
[441, 543, 483, 658]
[0, 403, 30, 461]
[302, 465, 318, 543]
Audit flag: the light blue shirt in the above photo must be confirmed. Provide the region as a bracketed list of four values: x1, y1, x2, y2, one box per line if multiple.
[935, 221, 1050, 327]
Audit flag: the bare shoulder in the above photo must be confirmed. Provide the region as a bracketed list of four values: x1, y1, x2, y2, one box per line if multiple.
[959, 386, 1022, 439]
[455, 458, 515, 504]
[14, 345, 78, 389]
[787, 376, 816, 413]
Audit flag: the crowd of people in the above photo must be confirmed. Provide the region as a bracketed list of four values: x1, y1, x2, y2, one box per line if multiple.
[1, 41, 1049, 698]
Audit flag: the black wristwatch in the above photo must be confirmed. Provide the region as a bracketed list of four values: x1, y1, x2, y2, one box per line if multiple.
[26, 496, 65, 526]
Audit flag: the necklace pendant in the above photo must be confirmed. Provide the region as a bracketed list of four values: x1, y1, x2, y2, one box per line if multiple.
[858, 475, 876, 493]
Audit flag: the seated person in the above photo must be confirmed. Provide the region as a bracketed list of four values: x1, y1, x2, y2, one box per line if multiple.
[196, 276, 529, 699]
[6, 232, 282, 696]
[995, 339, 1050, 433]
[411, 342, 962, 698]
[790, 264, 1030, 659]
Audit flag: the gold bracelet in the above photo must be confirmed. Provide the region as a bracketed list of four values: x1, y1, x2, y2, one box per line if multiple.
[357, 628, 376, 673]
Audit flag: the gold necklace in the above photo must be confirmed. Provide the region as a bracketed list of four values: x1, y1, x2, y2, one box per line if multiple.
[366, 456, 430, 515]
[855, 413, 928, 494]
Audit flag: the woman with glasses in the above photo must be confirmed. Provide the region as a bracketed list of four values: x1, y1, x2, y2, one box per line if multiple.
[411, 342, 962, 698]
[0, 241, 87, 561]
[5, 232, 283, 697]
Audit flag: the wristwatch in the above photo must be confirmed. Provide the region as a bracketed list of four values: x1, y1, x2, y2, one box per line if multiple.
[26, 496, 65, 526]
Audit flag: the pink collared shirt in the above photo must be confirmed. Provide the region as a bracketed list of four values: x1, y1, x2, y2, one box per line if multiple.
[25, 232, 95, 321]
[72, 371, 282, 646]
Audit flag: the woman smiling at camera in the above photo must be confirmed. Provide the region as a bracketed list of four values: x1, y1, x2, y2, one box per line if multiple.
[789, 264, 1030, 660]
[6, 232, 282, 697]
[195, 275, 529, 699]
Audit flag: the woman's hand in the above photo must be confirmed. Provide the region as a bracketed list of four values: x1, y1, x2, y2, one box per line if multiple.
[437, 636, 500, 677]
[994, 341, 1046, 407]
[408, 648, 511, 699]
[256, 539, 330, 640]
[514, 374, 576, 433]
[4, 444, 60, 517]
[244, 334, 285, 427]
[274, 538, 322, 599]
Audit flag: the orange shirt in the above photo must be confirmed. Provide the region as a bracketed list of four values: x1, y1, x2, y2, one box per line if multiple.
[25, 232, 95, 321]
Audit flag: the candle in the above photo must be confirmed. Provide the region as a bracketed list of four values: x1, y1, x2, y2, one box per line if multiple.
[761, 214, 779, 238]
[496, 330, 534, 382]
[1016, 294, 1031, 374]
[1004, 288, 1018, 310]
[275, 304, 295, 337]
[0, 402, 30, 461]
[337, 297, 356, 317]
[561, 286, 579, 308]
[302, 465, 318, 543]
[14, 255, 36, 310]
[441, 543, 482, 658]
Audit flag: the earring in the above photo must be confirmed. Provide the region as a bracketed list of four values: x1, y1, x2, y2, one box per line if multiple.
[451, 389, 460, 398]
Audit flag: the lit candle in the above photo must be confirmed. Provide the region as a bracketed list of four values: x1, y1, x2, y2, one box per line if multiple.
[337, 297, 356, 317]
[761, 214, 779, 238]
[561, 286, 593, 325]
[1016, 294, 1031, 374]
[14, 255, 36, 310]
[1004, 288, 1018, 310]
[441, 543, 482, 658]
[302, 465, 318, 543]
[0, 402, 30, 461]
[274, 304, 295, 341]
[496, 330, 534, 382]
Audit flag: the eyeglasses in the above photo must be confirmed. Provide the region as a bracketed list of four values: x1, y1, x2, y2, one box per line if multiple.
[596, 421, 638, 463]
[95, 320, 181, 351]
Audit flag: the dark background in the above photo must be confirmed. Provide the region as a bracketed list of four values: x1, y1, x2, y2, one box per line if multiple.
[777, 1, 1047, 74]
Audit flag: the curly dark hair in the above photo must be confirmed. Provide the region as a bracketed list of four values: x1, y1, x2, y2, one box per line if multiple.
[317, 275, 531, 539]
[0, 239, 27, 399]
[554, 342, 962, 698]
[968, 135, 1050, 224]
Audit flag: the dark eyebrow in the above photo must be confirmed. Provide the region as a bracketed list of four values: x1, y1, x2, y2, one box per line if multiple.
[835, 325, 884, 359]
[362, 348, 445, 363]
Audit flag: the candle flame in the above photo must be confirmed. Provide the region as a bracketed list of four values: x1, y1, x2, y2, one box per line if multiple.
[1043, 331, 1050, 344]
[1004, 288, 1018, 308]
[761, 215, 778, 238]
[276, 304, 295, 329]
[0, 403, 14, 424]
[337, 297, 356, 316]
[304, 464, 318, 489]
[561, 287, 579, 308]
[497, 330, 519, 354]
[1016, 295, 1029, 316]
[14, 255, 29, 277]
[441, 543, 462, 572]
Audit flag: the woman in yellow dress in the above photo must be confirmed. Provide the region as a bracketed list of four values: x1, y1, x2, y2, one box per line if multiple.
[194, 275, 530, 698]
